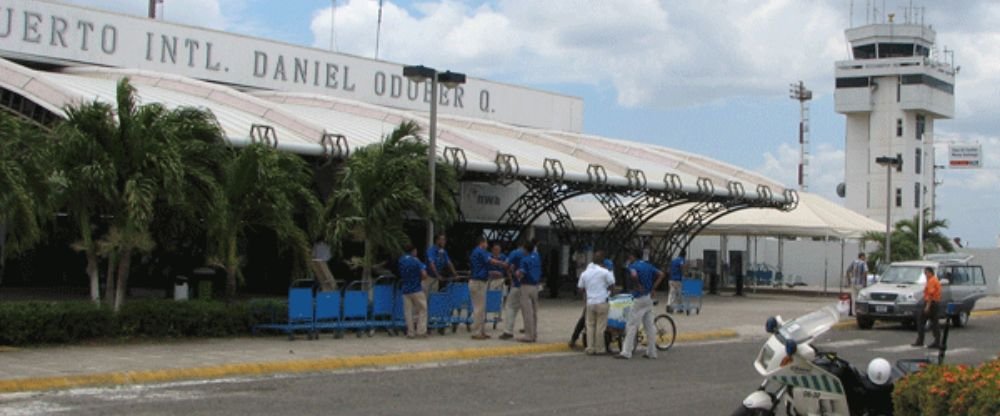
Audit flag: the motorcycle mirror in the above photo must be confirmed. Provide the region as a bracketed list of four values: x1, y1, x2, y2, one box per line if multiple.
[765, 317, 779, 334]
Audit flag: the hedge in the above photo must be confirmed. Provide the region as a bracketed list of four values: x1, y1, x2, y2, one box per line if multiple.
[0, 299, 286, 346]
[894, 358, 1000, 416]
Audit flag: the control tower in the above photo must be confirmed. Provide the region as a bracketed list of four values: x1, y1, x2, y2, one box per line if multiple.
[835, 12, 955, 225]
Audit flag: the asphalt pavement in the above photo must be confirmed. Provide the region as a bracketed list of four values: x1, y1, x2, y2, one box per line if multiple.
[0, 291, 997, 395]
[2, 314, 997, 415]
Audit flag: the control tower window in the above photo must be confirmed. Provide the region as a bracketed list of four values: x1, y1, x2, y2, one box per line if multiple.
[915, 149, 922, 174]
[896, 188, 902, 208]
[852, 44, 877, 59]
[896, 119, 903, 137]
[879, 43, 917, 58]
[916, 114, 926, 140]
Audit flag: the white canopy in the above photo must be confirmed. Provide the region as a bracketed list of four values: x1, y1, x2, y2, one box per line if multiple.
[566, 192, 884, 239]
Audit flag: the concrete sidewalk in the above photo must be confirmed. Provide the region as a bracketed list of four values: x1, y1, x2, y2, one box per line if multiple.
[1, 293, 997, 393]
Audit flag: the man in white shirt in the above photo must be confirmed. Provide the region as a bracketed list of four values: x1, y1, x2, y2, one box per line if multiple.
[577, 250, 616, 355]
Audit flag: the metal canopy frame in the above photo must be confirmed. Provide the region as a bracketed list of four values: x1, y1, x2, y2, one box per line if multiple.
[462, 154, 799, 265]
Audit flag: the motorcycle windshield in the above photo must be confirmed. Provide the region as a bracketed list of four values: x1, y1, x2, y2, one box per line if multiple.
[777, 307, 839, 343]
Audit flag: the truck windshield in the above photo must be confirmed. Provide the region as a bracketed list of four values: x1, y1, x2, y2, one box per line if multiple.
[879, 266, 927, 284]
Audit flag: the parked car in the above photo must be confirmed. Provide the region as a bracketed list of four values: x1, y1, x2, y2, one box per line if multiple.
[855, 254, 989, 329]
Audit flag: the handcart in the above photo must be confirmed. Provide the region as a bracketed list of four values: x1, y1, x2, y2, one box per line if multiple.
[674, 278, 703, 315]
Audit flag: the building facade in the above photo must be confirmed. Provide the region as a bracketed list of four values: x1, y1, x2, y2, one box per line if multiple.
[835, 19, 955, 224]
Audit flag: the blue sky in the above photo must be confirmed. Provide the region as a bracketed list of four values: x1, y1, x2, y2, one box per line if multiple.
[64, 0, 1000, 247]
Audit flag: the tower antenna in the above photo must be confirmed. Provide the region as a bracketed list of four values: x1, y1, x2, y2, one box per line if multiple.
[789, 81, 813, 192]
[375, 0, 384, 59]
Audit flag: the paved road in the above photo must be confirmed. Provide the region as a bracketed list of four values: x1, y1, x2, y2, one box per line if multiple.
[2, 316, 997, 416]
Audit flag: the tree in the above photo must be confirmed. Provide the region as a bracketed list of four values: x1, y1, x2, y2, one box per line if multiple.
[324, 121, 458, 289]
[0, 112, 58, 283]
[206, 143, 321, 300]
[863, 212, 954, 266]
[56, 78, 227, 310]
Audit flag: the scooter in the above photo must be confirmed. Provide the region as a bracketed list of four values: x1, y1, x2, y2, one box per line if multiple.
[732, 307, 897, 416]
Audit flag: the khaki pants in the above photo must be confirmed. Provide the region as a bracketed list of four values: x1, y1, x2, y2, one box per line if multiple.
[502, 286, 522, 335]
[520, 284, 539, 341]
[621, 295, 656, 358]
[403, 292, 427, 336]
[850, 284, 863, 315]
[422, 278, 440, 294]
[667, 280, 682, 309]
[469, 279, 488, 336]
[585, 302, 609, 354]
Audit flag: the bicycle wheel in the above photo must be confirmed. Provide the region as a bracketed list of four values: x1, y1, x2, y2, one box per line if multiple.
[654, 314, 676, 351]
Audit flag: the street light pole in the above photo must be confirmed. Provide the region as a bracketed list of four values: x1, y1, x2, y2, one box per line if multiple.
[876, 155, 901, 264]
[403, 65, 466, 250]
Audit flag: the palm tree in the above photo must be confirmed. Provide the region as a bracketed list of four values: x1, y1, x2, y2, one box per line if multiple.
[863, 212, 954, 266]
[324, 121, 458, 289]
[206, 143, 321, 300]
[56, 78, 227, 310]
[0, 112, 58, 283]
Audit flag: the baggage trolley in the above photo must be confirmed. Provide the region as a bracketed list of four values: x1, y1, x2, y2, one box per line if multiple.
[675, 278, 703, 315]
[446, 278, 473, 332]
[341, 280, 370, 337]
[486, 288, 504, 329]
[252, 286, 315, 340]
[370, 275, 397, 336]
[313, 290, 343, 338]
[427, 291, 452, 334]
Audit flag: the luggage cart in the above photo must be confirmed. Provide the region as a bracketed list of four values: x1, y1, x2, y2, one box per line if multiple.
[486, 288, 504, 329]
[370, 275, 397, 336]
[341, 280, 370, 337]
[427, 291, 452, 334]
[675, 278, 703, 315]
[313, 290, 343, 338]
[252, 286, 315, 340]
[446, 278, 473, 332]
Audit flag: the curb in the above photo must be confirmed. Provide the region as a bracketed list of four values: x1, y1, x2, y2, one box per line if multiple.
[0, 328, 738, 394]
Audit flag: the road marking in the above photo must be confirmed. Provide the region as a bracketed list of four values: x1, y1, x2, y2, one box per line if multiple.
[942, 347, 975, 356]
[817, 339, 877, 348]
[872, 344, 923, 353]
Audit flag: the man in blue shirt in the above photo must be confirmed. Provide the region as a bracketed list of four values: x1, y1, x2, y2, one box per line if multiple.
[516, 240, 543, 342]
[425, 233, 457, 294]
[398, 243, 429, 338]
[667, 250, 686, 313]
[499, 241, 527, 339]
[617, 251, 665, 360]
[469, 237, 503, 340]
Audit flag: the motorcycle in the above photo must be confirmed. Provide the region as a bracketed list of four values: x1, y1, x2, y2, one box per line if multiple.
[732, 306, 898, 416]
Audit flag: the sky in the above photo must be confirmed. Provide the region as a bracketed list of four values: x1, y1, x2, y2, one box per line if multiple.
[62, 0, 1000, 247]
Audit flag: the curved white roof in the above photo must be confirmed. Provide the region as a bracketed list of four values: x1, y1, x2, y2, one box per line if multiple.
[0, 56, 793, 204]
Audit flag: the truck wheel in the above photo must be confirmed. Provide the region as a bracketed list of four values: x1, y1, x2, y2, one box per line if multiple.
[951, 311, 969, 328]
[856, 316, 874, 329]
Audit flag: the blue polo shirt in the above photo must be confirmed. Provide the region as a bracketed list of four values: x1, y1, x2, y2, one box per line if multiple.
[488, 253, 507, 275]
[470, 246, 491, 281]
[629, 260, 661, 298]
[398, 254, 426, 295]
[669, 256, 685, 281]
[603, 259, 614, 271]
[519, 252, 542, 285]
[506, 248, 526, 287]
[426, 245, 450, 277]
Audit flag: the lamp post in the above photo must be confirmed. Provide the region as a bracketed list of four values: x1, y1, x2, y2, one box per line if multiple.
[402, 65, 466, 249]
[875, 155, 901, 264]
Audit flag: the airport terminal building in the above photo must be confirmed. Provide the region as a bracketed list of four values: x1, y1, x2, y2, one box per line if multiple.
[2, 1, 886, 294]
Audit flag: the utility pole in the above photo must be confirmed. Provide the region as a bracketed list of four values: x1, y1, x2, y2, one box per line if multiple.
[789, 81, 813, 192]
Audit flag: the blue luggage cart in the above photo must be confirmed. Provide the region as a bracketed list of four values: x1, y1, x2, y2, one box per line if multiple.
[676, 278, 703, 315]
[427, 292, 452, 333]
[446, 280, 473, 332]
[370, 275, 397, 336]
[313, 290, 343, 338]
[486, 288, 504, 329]
[341, 280, 370, 337]
[252, 287, 315, 340]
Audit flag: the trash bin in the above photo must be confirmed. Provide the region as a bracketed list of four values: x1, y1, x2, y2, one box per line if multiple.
[174, 275, 189, 301]
[193, 267, 216, 300]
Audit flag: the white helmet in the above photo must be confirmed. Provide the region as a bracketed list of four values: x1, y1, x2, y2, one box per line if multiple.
[867, 358, 892, 385]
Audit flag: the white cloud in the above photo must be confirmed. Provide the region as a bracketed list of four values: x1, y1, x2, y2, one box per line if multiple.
[756, 142, 844, 203]
[312, 0, 847, 108]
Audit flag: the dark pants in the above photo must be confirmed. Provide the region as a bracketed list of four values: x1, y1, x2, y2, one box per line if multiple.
[915, 301, 941, 346]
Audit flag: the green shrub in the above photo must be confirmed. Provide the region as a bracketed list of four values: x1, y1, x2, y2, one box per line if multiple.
[894, 358, 1000, 416]
[0, 299, 286, 346]
[0, 302, 114, 345]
